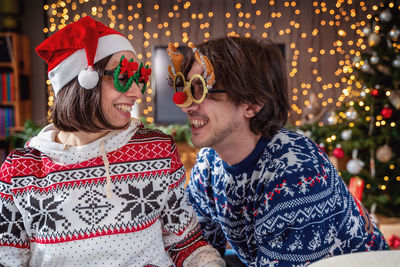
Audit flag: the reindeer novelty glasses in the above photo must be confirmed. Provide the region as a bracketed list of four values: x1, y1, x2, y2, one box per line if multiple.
[167, 43, 225, 108]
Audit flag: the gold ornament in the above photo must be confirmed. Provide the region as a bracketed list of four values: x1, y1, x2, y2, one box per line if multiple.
[368, 33, 381, 47]
[327, 111, 337, 125]
[346, 106, 358, 120]
[376, 144, 392, 163]
[390, 26, 400, 40]
[389, 90, 400, 110]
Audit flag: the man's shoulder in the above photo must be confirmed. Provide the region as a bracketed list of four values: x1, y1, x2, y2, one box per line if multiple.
[190, 148, 221, 179]
[269, 128, 312, 148]
[260, 129, 334, 184]
[197, 147, 218, 158]
[267, 128, 323, 162]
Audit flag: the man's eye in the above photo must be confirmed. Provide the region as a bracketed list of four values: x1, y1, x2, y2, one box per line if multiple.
[175, 80, 184, 86]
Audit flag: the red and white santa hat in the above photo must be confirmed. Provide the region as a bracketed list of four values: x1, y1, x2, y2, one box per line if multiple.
[36, 16, 135, 96]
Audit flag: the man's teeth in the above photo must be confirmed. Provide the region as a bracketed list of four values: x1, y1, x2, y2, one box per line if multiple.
[192, 120, 207, 128]
[115, 104, 132, 112]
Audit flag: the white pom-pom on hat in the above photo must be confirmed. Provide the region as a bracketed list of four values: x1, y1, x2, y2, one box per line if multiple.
[78, 66, 99, 89]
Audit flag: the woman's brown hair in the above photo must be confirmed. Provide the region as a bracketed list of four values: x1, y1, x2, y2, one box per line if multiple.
[51, 55, 129, 132]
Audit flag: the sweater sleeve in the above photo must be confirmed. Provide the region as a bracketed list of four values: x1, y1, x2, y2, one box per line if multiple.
[251, 161, 377, 266]
[0, 152, 30, 267]
[186, 150, 227, 256]
[252, 166, 331, 266]
[161, 140, 225, 267]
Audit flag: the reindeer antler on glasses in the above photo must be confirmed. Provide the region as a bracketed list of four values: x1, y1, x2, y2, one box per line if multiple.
[167, 43, 183, 80]
[167, 42, 217, 108]
[189, 43, 215, 89]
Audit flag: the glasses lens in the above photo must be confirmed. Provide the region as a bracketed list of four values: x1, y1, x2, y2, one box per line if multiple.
[190, 76, 205, 101]
[174, 74, 185, 93]
[138, 82, 145, 92]
[117, 73, 130, 87]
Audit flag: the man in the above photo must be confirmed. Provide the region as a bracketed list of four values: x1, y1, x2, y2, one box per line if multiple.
[167, 37, 387, 266]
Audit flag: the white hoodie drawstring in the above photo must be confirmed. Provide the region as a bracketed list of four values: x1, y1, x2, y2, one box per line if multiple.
[100, 139, 112, 199]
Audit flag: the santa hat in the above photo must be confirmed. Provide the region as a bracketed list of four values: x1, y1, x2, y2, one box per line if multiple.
[36, 16, 135, 95]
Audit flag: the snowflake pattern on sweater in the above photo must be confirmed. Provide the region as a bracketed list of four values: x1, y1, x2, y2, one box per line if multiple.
[0, 122, 224, 267]
[187, 129, 388, 267]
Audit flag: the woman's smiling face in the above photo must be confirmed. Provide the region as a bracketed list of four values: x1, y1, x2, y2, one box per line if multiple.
[101, 51, 143, 128]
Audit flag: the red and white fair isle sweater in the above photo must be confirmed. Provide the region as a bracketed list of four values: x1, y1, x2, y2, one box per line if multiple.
[0, 120, 224, 267]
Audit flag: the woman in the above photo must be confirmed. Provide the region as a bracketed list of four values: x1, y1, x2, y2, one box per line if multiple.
[0, 16, 224, 267]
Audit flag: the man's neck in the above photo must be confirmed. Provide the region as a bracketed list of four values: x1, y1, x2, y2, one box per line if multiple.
[213, 133, 262, 166]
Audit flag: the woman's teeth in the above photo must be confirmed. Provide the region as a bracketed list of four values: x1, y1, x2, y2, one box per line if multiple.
[115, 104, 132, 113]
[191, 120, 207, 128]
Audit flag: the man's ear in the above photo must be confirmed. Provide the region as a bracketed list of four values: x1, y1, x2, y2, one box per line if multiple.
[243, 102, 263, 119]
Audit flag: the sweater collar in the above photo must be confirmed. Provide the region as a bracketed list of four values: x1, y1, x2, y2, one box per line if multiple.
[222, 136, 268, 175]
[27, 118, 141, 165]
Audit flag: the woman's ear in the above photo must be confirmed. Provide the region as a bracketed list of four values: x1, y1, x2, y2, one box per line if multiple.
[243, 102, 263, 119]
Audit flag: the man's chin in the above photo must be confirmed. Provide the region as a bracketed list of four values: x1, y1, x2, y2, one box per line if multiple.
[191, 138, 205, 148]
[191, 137, 213, 149]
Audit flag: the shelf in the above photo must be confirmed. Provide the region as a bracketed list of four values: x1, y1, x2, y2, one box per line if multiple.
[0, 32, 32, 152]
[0, 126, 24, 143]
[9, 126, 24, 132]
[0, 101, 16, 106]
[0, 62, 13, 68]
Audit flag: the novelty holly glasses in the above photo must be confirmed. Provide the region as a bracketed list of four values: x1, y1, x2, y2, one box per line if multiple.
[173, 72, 226, 104]
[103, 55, 151, 94]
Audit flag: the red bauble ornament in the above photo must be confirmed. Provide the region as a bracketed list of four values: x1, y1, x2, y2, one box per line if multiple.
[371, 88, 380, 97]
[333, 146, 345, 159]
[381, 106, 393, 119]
[348, 176, 365, 202]
[388, 235, 400, 248]
[172, 92, 186, 104]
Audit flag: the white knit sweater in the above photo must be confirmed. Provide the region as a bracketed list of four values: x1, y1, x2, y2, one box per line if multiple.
[0, 120, 224, 267]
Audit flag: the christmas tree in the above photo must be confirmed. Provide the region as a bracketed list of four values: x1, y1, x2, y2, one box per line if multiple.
[298, 1, 400, 217]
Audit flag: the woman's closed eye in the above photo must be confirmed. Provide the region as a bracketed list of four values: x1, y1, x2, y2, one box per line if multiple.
[118, 75, 129, 84]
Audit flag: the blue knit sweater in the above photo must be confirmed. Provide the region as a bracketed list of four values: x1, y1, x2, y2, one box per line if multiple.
[187, 129, 388, 266]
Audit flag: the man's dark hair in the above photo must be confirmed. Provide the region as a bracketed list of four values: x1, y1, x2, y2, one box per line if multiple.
[51, 55, 129, 132]
[193, 37, 289, 139]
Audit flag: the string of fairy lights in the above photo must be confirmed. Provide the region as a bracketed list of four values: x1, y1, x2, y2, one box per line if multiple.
[42, 0, 378, 126]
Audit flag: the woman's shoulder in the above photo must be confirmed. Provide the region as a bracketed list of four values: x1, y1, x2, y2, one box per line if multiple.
[1, 146, 43, 178]
[9, 146, 42, 160]
[134, 125, 172, 141]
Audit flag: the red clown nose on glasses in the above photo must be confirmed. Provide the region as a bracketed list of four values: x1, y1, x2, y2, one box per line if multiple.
[173, 92, 187, 105]
[167, 43, 225, 108]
